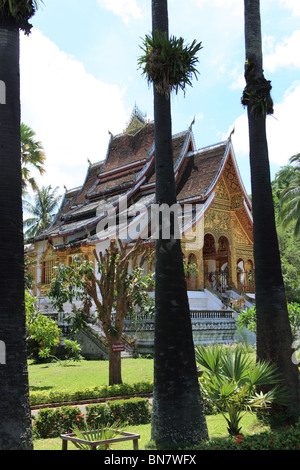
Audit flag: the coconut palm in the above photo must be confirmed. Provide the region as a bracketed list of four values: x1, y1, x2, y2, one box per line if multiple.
[21, 122, 46, 192]
[242, 0, 300, 413]
[23, 185, 61, 239]
[140, 0, 208, 447]
[278, 154, 300, 236]
[0, 0, 43, 450]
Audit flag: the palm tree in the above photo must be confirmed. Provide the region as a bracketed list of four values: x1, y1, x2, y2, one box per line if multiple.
[278, 154, 300, 236]
[243, 0, 300, 413]
[144, 0, 208, 447]
[21, 122, 46, 192]
[23, 185, 61, 239]
[0, 0, 43, 450]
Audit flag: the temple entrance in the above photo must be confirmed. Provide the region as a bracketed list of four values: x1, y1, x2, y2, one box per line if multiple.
[236, 259, 255, 293]
[203, 234, 231, 291]
[186, 253, 198, 290]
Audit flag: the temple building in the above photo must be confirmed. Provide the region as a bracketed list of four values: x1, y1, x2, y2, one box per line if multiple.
[29, 106, 255, 331]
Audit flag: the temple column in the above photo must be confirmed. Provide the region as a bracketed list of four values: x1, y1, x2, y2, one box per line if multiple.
[229, 214, 237, 288]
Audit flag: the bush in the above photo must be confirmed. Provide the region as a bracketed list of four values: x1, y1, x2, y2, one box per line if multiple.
[30, 381, 153, 406]
[86, 398, 151, 427]
[33, 398, 151, 439]
[193, 419, 300, 450]
[33, 406, 85, 439]
[33, 398, 152, 439]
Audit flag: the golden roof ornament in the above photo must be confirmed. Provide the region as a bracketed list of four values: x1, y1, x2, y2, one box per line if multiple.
[123, 104, 147, 137]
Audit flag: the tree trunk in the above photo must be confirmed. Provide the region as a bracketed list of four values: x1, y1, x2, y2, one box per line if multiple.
[150, 0, 208, 447]
[0, 20, 33, 449]
[108, 347, 122, 386]
[244, 0, 300, 412]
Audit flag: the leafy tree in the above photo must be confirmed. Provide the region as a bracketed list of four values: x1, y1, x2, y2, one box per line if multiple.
[48, 238, 153, 385]
[0, 0, 43, 450]
[272, 162, 300, 303]
[25, 291, 60, 362]
[138, 0, 208, 447]
[237, 303, 300, 341]
[278, 154, 300, 237]
[23, 185, 61, 239]
[242, 0, 300, 414]
[21, 122, 46, 193]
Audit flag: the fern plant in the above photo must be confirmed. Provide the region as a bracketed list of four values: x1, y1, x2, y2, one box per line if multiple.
[138, 29, 202, 98]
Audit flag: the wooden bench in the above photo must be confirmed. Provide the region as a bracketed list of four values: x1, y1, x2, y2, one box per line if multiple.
[61, 429, 140, 450]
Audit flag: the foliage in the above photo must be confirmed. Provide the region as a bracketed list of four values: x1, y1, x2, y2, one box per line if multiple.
[21, 123, 46, 193]
[138, 29, 202, 98]
[241, 58, 274, 117]
[86, 398, 151, 427]
[277, 153, 300, 237]
[25, 292, 60, 362]
[23, 185, 61, 239]
[0, 0, 42, 34]
[272, 159, 300, 302]
[25, 291, 83, 363]
[71, 421, 124, 450]
[48, 241, 154, 382]
[33, 398, 151, 439]
[33, 406, 85, 439]
[237, 303, 300, 339]
[193, 418, 300, 450]
[195, 344, 288, 436]
[30, 380, 154, 406]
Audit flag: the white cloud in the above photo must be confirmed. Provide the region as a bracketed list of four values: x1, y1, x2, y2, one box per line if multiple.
[267, 81, 300, 165]
[280, 0, 300, 16]
[264, 30, 300, 72]
[192, 0, 243, 16]
[228, 80, 300, 167]
[20, 29, 127, 193]
[97, 0, 143, 23]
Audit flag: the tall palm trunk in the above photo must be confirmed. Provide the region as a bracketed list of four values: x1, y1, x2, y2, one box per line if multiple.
[0, 19, 33, 449]
[151, 0, 208, 447]
[244, 0, 300, 412]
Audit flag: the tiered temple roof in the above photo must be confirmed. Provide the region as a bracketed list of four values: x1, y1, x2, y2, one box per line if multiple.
[36, 108, 252, 247]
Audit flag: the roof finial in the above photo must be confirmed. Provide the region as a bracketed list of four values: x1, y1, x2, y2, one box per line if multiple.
[189, 116, 195, 131]
[228, 126, 235, 141]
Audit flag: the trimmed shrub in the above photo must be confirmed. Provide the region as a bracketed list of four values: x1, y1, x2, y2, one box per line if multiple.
[30, 381, 153, 406]
[33, 406, 85, 439]
[86, 398, 151, 427]
[33, 398, 152, 439]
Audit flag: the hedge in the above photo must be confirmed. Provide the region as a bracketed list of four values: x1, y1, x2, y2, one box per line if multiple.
[33, 406, 85, 439]
[86, 397, 152, 426]
[33, 398, 152, 439]
[30, 381, 153, 406]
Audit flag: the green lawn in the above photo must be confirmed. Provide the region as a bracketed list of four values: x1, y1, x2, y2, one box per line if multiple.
[28, 358, 154, 392]
[29, 357, 270, 450]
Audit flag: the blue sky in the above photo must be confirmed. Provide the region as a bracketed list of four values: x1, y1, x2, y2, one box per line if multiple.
[20, 0, 300, 197]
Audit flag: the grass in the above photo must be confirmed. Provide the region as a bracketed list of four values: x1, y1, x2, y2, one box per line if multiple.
[28, 358, 154, 393]
[29, 356, 271, 450]
[33, 414, 269, 450]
